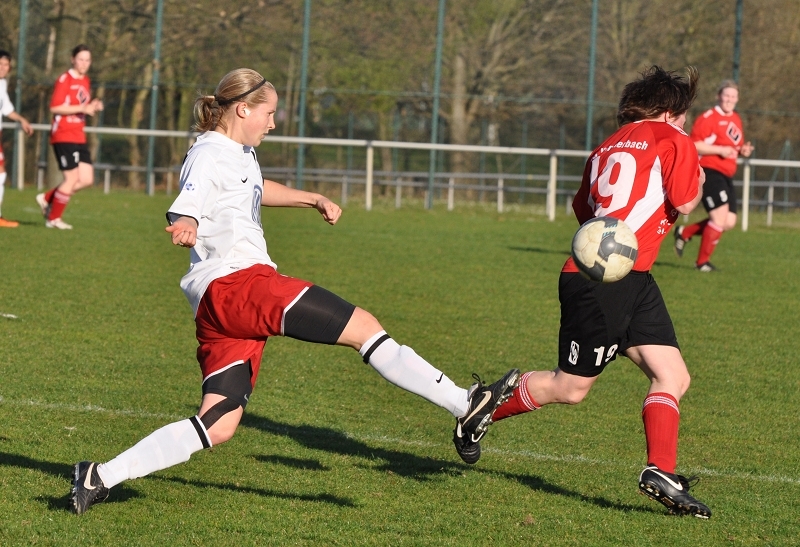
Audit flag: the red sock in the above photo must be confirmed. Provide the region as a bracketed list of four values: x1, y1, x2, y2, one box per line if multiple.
[680, 219, 707, 240]
[44, 187, 58, 203]
[492, 372, 541, 422]
[642, 392, 680, 473]
[48, 190, 71, 221]
[697, 220, 723, 265]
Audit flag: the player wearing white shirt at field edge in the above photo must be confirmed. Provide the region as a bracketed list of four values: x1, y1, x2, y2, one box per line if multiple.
[68, 68, 519, 515]
[0, 50, 34, 228]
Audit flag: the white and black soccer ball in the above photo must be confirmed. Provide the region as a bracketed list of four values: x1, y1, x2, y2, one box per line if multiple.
[571, 216, 639, 283]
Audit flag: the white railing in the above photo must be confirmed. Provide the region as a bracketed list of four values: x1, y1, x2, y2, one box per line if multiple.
[3, 122, 799, 230]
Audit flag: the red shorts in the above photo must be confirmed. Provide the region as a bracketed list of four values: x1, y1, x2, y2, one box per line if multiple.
[0, 142, 5, 167]
[195, 264, 312, 388]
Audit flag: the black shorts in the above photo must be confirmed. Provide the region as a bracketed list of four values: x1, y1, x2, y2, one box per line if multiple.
[52, 143, 92, 171]
[557, 272, 679, 378]
[701, 168, 737, 214]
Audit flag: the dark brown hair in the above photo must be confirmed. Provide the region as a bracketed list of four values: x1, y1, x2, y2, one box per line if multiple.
[193, 68, 276, 132]
[616, 66, 698, 126]
[71, 44, 91, 58]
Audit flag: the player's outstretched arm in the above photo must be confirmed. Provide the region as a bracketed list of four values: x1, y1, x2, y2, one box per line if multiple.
[694, 141, 737, 159]
[165, 216, 198, 248]
[6, 112, 33, 136]
[261, 179, 342, 225]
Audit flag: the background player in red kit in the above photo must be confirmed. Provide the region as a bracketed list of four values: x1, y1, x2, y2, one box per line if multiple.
[454, 67, 713, 518]
[36, 44, 104, 230]
[674, 80, 753, 271]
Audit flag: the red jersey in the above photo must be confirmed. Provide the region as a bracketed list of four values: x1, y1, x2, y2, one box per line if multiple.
[50, 70, 92, 144]
[564, 120, 701, 273]
[689, 106, 744, 178]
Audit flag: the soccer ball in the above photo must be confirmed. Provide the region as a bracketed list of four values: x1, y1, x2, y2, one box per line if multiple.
[571, 216, 639, 283]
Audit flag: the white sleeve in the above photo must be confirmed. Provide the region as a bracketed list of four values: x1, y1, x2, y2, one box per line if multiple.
[0, 88, 14, 117]
[166, 150, 219, 226]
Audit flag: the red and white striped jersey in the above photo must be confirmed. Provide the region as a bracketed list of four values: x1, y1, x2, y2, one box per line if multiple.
[689, 106, 745, 178]
[564, 120, 701, 273]
[50, 70, 92, 144]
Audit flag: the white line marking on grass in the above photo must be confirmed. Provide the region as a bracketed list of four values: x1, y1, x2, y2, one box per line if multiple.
[2, 395, 798, 486]
[0, 396, 183, 422]
[1, 313, 18, 319]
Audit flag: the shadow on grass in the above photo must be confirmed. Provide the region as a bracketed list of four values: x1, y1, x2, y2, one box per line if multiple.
[242, 413, 465, 480]
[241, 417, 666, 515]
[0, 451, 352, 510]
[254, 454, 329, 471]
[493, 469, 663, 515]
[152, 475, 356, 507]
[0, 451, 142, 512]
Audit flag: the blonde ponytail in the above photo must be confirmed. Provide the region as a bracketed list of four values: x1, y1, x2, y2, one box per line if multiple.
[192, 69, 276, 133]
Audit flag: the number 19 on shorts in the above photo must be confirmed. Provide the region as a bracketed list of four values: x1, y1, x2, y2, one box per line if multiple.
[593, 344, 618, 366]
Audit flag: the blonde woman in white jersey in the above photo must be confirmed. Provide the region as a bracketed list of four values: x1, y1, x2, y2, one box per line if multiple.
[68, 68, 519, 514]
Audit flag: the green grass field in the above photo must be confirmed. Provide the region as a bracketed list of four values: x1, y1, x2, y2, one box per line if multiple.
[1, 188, 799, 546]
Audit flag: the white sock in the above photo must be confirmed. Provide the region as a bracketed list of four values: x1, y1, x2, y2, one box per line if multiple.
[96, 418, 209, 489]
[359, 330, 469, 417]
[0, 172, 6, 217]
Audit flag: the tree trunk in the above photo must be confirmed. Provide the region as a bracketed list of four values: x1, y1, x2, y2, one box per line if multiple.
[126, 64, 153, 190]
[282, 49, 297, 167]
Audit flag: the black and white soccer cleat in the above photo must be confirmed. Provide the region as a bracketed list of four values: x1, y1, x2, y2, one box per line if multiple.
[69, 461, 110, 515]
[453, 369, 520, 464]
[695, 261, 717, 272]
[673, 225, 687, 258]
[639, 465, 711, 519]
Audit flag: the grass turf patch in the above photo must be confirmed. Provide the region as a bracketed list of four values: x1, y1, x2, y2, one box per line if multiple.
[0, 188, 799, 546]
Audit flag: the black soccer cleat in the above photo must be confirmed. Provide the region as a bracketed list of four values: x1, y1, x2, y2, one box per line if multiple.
[69, 461, 110, 515]
[453, 369, 520, 464]
[673, 225, 687, 258]
[638, 465, 711, 519]
[695, 261, 717, 272]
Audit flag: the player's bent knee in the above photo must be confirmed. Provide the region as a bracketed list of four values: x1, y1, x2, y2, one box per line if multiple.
[198, 361, 253, 444]
[561, 388, 591, 405]
[678, 371, 691, 398]
[207, 417, 240, 445]
[335, 307, 384, 351]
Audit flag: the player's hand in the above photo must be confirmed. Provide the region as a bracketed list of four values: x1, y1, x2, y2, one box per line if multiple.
[84, 99, 104, 116]
[315, 197, 342, 225]
[20, 119, 33, 136]
[740, 141, 754, 158]
[165, 217, 198, 248]
[720, 145, 738, 159]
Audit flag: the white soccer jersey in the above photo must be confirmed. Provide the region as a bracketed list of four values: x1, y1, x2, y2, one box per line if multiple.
[0, 79, 15, 124]
[168, 131, 276, 315]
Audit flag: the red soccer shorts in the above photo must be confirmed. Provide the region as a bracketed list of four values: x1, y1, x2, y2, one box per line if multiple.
[0, 142, 5, 167]
[194, 264, 312, 388]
